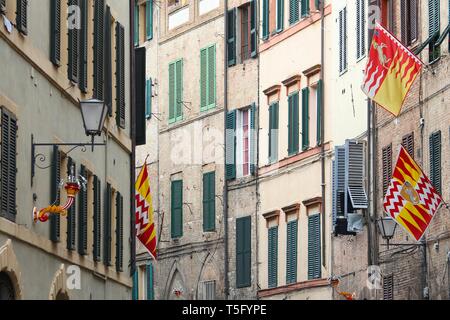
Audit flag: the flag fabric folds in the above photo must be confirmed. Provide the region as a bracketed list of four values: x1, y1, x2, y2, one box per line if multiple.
[383, 146, 443, 241]
[135, 164, 157, 260]
[362, 22, 422, 116]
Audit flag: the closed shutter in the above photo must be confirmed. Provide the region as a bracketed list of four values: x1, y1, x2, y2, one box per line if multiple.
[50, 0, 61, 66]
[200, 45, 216, 111]
[301, 87, 310, 151]
[236, 216, 251, 288]
[146, 264, 154, 300]
[332, 146, 346, 229]
[401, 0, 407, 44]
[276, 0, 284, 32]
[429, 131, 442, 195]
[339, 7, 347, 73]
[134, 2, 139, 46]
[146, 0, 153, 40]
[250, 103, 257, 175]
[288, 92, 299, 155]
[269, 102, 279, 163]
[78, 165, 88, 255]
[68, 0, 80, 83]
[382, 144, 392, 196]
[16, 0, 27, 35]
[93, 175, 101, 262]
[308, 215, 321, 280]
[250, 0, 257, 57]
[289, 0, 299, 25]
[169, 62, 175, 121]
[410, 0, 418, 43]
[115, 22, 126, 128]
[268, 226, 278, 288]
[66, 157, 76, 251]
[226, 110, 237, 180]
[50, 146, 61, 243]
[383, 274, 394, 300]
[94, 0, 105, 100]
[103, 183, 112, 266]
[401, 132, 414, 158]
[356, 0, 365, 58]
[171, 180, 183, 238]
[115, 192, 124, 272]
[79, 0, 88, 92]
[286, 220, 298, 284]
[200, 48, 207, 110]
[227, 8, 236, 66]
[132, 270, 139, 300]
[262, 0, 269, 39]
[316, 80, 323, 145]
[146, 78, 152, 118]
[428, 0, 440, 62]
[345, 140, 368, 209]
[301, 0, 309, 18]
[104, 6, 112, 116]
[0, 109, 17, 222]
[203, 172, 216, 232]
[135, 47, 147, 145]
[169, 60, 183, 122]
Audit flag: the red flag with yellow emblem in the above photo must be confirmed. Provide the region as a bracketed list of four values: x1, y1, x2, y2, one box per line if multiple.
[135, 165, 157, 260]
[362, 22, 423, 116]
[383, 146, 443, 241]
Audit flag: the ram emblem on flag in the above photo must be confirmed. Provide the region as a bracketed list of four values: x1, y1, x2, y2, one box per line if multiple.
[362, 22, 422, 116]
[383, 146, 443, 241]
[135, 164, 157, 259]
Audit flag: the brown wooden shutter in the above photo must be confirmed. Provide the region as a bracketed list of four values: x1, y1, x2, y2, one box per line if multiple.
[401, 132, 414, 158]
[382, 144, 392, 196]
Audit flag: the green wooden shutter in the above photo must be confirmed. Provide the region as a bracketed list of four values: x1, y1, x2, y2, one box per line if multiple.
[302, 87, 310, 151]
[68, 0, 80, 83]
[50, 146, 61, 243]
[288, 92, 299, 155]
[176, 59, 183, 120]
[16, 0, 28, 35]
[93, 175, 101, 262]
[286, 220, 298, 284]
[94, 0, 105, 100]
[115, 22, 126, 128]
[146, 0, 153, 40]
[429, 131, 441, 194]
[134, 2, 139, 46]
[146, 264, 154, 300]
[276, 0, 284, 32]
[200, 48, 207, 110]
[169, 62, 175, 122]
[79, 0, 88, 92]
[316, 80, 323, 145]
[262, 0, 269, 39]
[50, 0, 61, 66]
[269, 102, 279, 163]
[171, 180, 183, 238]
[103, 183, 112, 266]
[203, 172, 215, 232]
[200, 45, 217, 111]
[208, 45, 216, 109]
[226, 110, 237, 180]
[104, 6, 112, 115]
[67, 157, 76, 251]
[250, 103, 256, 175]
[250, 0, 257, 57]
[132, 270, 139, 300]
[308, 215, 321, 280]
[227, 8, 236, 66]
[301, 0, 309, 17]
[289, 0, 299, 24]
[146, 78, 152, 119]
[115, 192, 124, 272]
[78, 165, 88, 255]
[428, 0, 440, 62]
[268, 226, 278, 288]
[236, 216, 251, 288]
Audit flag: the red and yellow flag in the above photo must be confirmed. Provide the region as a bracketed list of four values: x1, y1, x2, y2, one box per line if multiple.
[383, 146, 443, 241]
[135, 165, 157, 259]
[362, 22, 422, 116]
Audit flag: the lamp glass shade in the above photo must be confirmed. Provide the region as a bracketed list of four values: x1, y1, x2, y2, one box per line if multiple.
[377, 217, 397, 239]
[80, 99, 107, 136]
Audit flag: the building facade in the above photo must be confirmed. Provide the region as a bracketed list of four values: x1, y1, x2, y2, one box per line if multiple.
[0, 0, 133, 299]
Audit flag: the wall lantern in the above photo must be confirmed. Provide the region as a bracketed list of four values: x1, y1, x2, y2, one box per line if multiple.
[377, 216, 397, 249]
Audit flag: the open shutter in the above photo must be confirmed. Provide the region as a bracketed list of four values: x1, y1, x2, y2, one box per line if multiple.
[68, 0, 80, 83]
[146, 0, 153, 40]
[276, 0, 284, 32]
[16, 0, 28, 34]
[67, 157, 76, 250]
[289, 0, 299, 25]
[176, 59, 183, 120]
[171, 180, 183, 238]
[226, 110, 237, 180]
[115, 22, 126, 128]
[356, 0, 365, 58]
[236, 216, 251, 288]
[93, 175, 101, 262]
[301, 0, 309, 17]
[301, 87, 309, 151]
[250, 103, 256, 175]
[429, 131, 442, 195]
[286, 220, 298, 284]
[146, 78, 152, 119]
[339, 8, 347, 73]
[134, 2, 139, 46]
[50, 146, 61, 243]
[78, 165, 88, 255]
[132, 270, 139, 300]
[207, 45, 216, 108]
[269, 102, 279, 163]
[402, 132, 415, 158]
[308, 215, 321, 280]
[288, 93, 299, 155]
[268, 226, 278, 288]
[115, 192, 124, 272]
[262, 0, 269, 39]
[50, 0, 61, 66]
[105, 6, 112, 115]
[94, 0, 105, 100]
[169, 62, 175, 121]
[332, 146, 346, 229]
[250, 0, 257, 57]
[316, 80, 323, 145]
[103, 183, 112, 266]
[227, 8, 236, 66]
[79, 0, 88, 91]
[200, 48, 207, 110]
[382, 144, 392, 196]
[146, 264, 154, 300]
[345, 140, 368, 210]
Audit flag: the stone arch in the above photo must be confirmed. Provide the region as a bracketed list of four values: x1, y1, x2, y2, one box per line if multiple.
[49, 264, 70, 300]
[0, 239, 23, 299]
[163, 260, 187, 300]
[195, 251, 221, 299]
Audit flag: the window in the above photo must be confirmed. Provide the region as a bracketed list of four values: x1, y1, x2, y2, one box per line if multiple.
[288, 92, 299, 156]
[382, 144, 392, 196]
[262, 0, 269, 39]
[339, 7, 348, 74]
[201, 280, 216, 300]
[300, 0, 309, 18]
[286, 220, 298, 284]
[356, 0, 366, 59]
[240, 3, 251, 61]
[226, 110, 237, 180]
[276, 0, 284, 32]
[301, 87, 310, 151]
[402, 132, 414, 158]
[0, 108, 17, 222]
[236, 216, 251, 288]
[146, 78, 152, 119]
[428, 0, 440, 62]
[401, 0, 418, 46]
[429, 131, 441, 195]
[227, 8, 236, 66]
[380, 0, 394, 32]
[268, 226, 278, 288]
[383, 274, 394, 300]
[228, 2, 257, 66]
[236, 108, 253, 177]
[200, 45, 216, 111]
[203, 172, 216, 232]
[171, 180, 183, 238]
[308, 214, 321, 280]
[268, 102, 279, 163]
[169, 59, 183, 123]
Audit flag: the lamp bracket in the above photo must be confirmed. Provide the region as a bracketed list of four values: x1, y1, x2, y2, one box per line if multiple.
[31, 134, 105, 186]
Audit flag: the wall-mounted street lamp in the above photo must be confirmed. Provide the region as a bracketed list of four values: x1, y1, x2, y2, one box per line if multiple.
[377, 216, 397, 249]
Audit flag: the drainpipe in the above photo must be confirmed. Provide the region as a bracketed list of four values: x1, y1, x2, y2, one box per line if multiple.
[223, 0, 229, 300]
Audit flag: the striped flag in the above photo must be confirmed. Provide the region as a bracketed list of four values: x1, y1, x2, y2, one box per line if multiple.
[135, 164, 157, 260]
[362, 22, 422, 116]
[383, 146, 443, 241]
